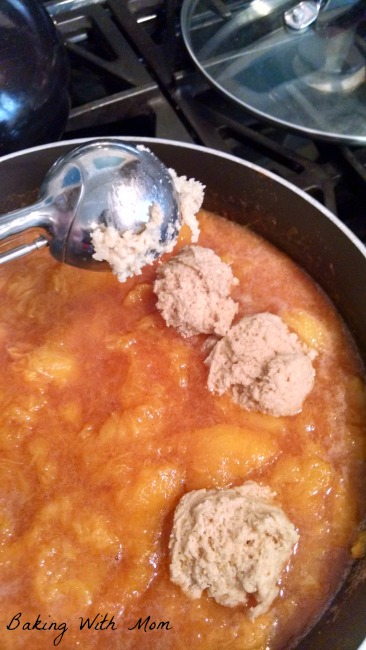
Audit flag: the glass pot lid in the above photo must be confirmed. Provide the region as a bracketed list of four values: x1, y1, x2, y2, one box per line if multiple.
[181, 0, 366, 144]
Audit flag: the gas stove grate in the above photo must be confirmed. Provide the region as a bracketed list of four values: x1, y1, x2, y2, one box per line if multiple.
[45, 0, 366, 242]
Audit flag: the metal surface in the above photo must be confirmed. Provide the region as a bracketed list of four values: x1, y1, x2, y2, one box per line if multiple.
[48, 0, 195, 142]
[0, 237, 48, 265]
[0, 139, 179, 269]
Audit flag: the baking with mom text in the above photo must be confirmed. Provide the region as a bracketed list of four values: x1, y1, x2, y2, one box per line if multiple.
[5, 611, 172, 646]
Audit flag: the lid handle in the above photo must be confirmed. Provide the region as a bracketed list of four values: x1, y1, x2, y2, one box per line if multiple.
[284, 0, 328, 31]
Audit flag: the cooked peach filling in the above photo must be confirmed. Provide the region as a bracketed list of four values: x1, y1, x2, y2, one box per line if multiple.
[0, 211, 365, 650]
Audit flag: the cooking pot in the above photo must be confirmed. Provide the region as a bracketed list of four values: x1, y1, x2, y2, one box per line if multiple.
[0, 0, 69, 155]
[0, 137, 365, 650]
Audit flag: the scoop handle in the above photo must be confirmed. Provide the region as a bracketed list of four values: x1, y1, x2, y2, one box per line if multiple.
[0, 236, 49, 265]
[0, 201, 51, 241]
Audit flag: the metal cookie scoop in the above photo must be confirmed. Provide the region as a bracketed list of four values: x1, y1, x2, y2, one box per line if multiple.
[0, 139, 180, 270]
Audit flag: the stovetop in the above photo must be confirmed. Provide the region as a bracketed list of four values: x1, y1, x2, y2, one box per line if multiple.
[45, 0, 366, 242]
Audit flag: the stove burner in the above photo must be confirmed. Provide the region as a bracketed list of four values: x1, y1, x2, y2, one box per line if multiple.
[45, 0, 195, 142]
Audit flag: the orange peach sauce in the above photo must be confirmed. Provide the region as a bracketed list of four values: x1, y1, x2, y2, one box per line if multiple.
[0, 211, 365, 650]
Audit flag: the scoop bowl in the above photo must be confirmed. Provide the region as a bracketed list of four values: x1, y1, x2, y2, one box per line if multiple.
[0, 139, 180, 270]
